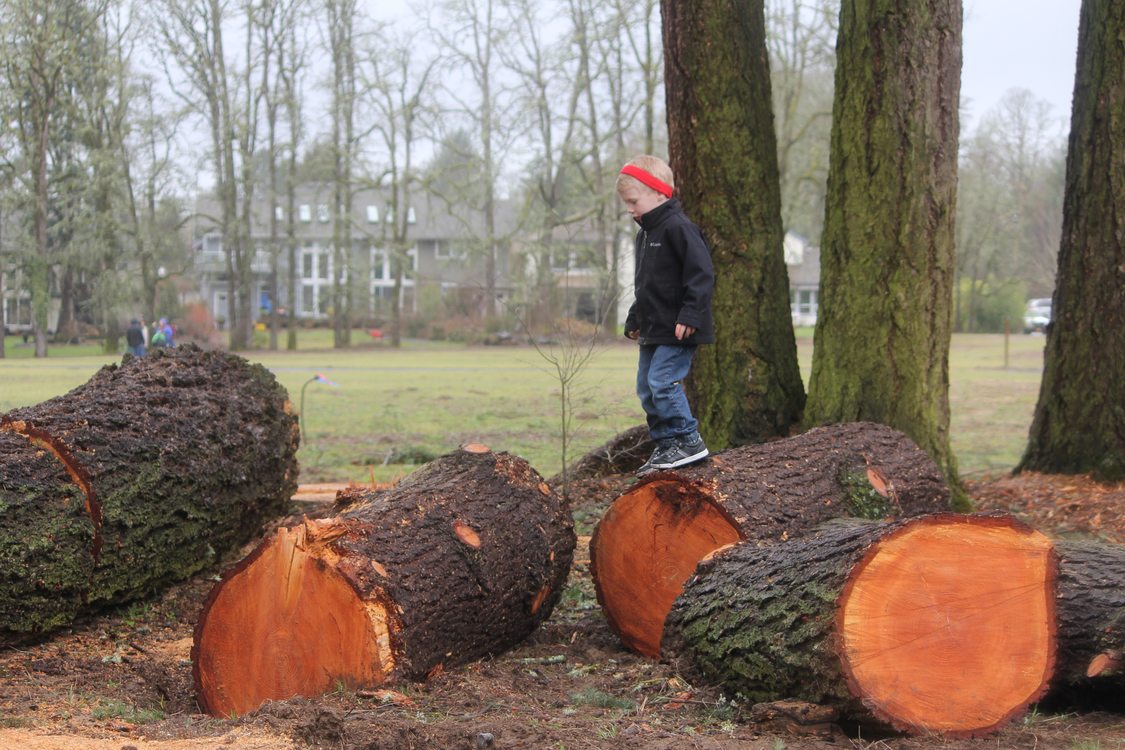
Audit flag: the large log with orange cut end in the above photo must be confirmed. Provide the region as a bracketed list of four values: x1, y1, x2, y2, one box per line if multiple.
[662, 514, 1058, 738]
[589, 422, 950, 657]
[192, 445, 576, 717]
[0, 346, 300, 644]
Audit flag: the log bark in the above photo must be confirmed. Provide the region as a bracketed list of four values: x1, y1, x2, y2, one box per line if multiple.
[589, 422, 950, 657]
[0, 346, 300, 644]
[192, 445, 576, 717]
[1053, 539, 1125, 699]
[548, 424, 652, 483]
[663, 514, 1058, 738]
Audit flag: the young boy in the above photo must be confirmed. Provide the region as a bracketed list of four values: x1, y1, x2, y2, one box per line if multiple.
[617, 155, 715, 474]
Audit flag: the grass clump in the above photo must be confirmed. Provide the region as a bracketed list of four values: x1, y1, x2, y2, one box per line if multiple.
[569, 687, 635, 710]
[90, 699, 165, 724]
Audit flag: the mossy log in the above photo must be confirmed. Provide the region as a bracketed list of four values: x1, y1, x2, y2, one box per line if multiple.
[663, 514, 1058, 738]
[589, 421, 950, 657]
[192, 445, 576, 717]
[0, 346, 300, 644]
[1052, 538, 1125, 699]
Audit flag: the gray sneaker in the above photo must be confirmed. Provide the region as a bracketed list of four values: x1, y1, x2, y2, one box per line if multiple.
[649, 433, 709, 470]
[636, 439, 675, 476]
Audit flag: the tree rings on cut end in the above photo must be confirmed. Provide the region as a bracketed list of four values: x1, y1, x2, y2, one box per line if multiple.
[837, 515, 1057, 736]
[193, 525, 393, 717]
[590, 479, 743, 658]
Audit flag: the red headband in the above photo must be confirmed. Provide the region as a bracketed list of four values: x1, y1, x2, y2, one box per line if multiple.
[620, 164, 674, 198]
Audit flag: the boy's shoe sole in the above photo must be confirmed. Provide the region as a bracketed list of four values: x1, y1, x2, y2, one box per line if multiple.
[650, 446, 709, 470]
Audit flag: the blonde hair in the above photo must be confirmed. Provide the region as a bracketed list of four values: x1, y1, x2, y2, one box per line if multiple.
[616, 155, 675, 194]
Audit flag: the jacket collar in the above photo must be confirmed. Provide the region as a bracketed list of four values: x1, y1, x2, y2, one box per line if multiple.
[637, 198, 680, 231]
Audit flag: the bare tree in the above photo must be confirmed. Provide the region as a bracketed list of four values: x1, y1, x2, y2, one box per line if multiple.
[359, 26, 439, 347]
[0, 0, 111, 357]
[277, 10, 310, 350]
[503, 0, 591, 326]
[431, 0, 521, 319]
[954, 89, 1065, 332]
[152, 0, 263, 350]
[767, 0, 836, 242]
[322, 0, 360, 348]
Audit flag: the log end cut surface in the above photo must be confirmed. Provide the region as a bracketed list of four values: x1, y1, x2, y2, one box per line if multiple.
[838, 515, 1057, 736]
[193, 525, 391, 717]
[591, 479, 743, 658]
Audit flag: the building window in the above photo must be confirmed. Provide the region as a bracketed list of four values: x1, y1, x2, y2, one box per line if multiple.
[407, 206, 416, 224]
[299, 204, 311, 223]
[317, 204, 330, 223]
[435, 242, 464, 260]
[366, 205, 379, 223]
[371, 249, 389, 281]
[790, 288, 818, 324]
[275, 205, 284, 221]
[300, 284, 313, 314]
[298, 244, 334, 318]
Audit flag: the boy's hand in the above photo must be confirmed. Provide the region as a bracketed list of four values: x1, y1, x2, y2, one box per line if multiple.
[625, 329, 640, 340]
[675, 324, 696, 340]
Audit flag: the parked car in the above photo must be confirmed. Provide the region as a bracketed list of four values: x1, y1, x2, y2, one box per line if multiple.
[1022, 298, 1052, 334]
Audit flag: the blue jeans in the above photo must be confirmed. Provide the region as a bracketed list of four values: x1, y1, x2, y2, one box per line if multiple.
[636, 344, 699, 442]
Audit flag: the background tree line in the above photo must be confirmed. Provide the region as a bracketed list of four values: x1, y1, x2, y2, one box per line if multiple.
[3, 0, 1116, 482]
[0, 0, 1066, 359]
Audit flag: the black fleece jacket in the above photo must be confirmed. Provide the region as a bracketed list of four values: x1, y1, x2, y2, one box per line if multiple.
[624, 199, 715, 346]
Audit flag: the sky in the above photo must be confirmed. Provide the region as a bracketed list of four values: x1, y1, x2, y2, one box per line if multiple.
[961, 0, 1083, 130]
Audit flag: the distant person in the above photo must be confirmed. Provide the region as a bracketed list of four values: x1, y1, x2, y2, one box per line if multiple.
[126, 319, 146, 357]
[617, 155, 715, 475]
[158, 317, 175, 348]
[141, 318, 150, 348]
[150, 324, 167, 349]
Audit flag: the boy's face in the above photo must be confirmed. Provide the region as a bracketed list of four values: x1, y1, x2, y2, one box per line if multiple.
[618, 182, 666, 222]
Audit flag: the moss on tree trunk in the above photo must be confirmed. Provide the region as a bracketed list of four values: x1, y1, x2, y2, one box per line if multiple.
[661, 0, 806, 449]
[1018, 0, 1125, 481]
[803, 0, 962, 486]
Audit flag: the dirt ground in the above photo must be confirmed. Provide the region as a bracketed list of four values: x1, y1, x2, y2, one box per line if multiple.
[1, 471, 1123, 750]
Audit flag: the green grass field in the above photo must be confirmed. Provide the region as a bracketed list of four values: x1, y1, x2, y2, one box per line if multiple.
[0, 330, 1046, 483]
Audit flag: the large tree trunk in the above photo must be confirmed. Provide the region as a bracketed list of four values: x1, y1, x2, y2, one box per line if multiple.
[589, 421, 950, 657]
[803, 0, 962, 484]
[661, 0, 806, 449]
[0, 346, 300, 644]
[1018, 0, 1125, 481]
[193, 445, 576, 718]
[663, 514, 1058, 738]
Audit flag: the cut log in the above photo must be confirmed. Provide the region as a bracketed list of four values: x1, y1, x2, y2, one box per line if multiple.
[662, 514, 1058, 738]
[589, 422, 950, 657]
[192, 446, 576, 717]
[548, 424, 653, 483]
[1052, 539, 1125, 695]
[0, 346, 300, 644]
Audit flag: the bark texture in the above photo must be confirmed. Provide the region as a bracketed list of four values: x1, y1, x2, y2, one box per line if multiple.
[1053, 538, 1125, 696]
[193, 446, 576, 717]
[1018, 0, 1125, 480]
[661, 0, 806, 448]
[0, 346, 300, 643]
[663, 514, 1058, 738]
[549, 424, 652, 483]
[804, 0, 962, 482]
[590, 421, 950, 657]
